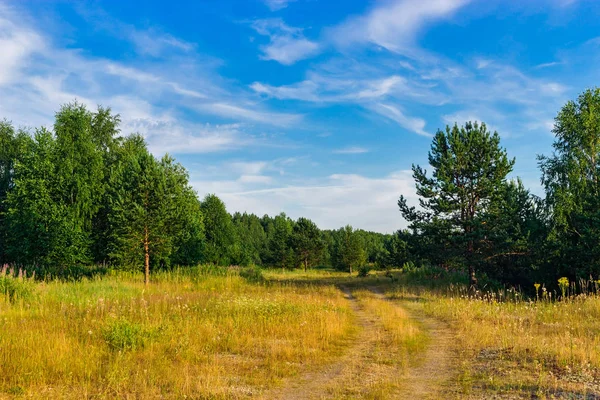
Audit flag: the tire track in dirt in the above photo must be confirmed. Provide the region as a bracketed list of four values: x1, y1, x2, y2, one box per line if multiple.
[369, 287, 457, 399]
[263, 286, 388, 400]
[263, 285, 457, 399]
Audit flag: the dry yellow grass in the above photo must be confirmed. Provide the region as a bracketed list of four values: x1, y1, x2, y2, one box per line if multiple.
[6, 267, 597, 399]
[0, 268, 354, 399]
[388, 280, 600, 398]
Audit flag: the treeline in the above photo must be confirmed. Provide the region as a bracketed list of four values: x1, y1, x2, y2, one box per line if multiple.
[398, 88, 600, 289]
[4, 88, 600, 288]
[0, 103, 402, 282]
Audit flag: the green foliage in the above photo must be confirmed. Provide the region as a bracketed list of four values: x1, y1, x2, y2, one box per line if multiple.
[231, 212, 266, 266]
[539, 88, 600, 279]
[357, 264, 371, 278]
[0, 267, 35, 303]
[376, 232, 409, 269]
[200, 194, 235, 265]
[265, 213, 295, 269]
[399, 121, 515, 285]
[5, 128, 89, 268]
[102, 319, 161, 351]
[239, 265, 265, 283]
[291, 217, 325, 271]
[331, 225, 367, 273]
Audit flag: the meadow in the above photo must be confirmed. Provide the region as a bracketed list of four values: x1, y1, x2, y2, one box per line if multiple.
[1, 266, 599, 399]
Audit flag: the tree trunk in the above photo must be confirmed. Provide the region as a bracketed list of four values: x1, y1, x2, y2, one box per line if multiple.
[144, 226, 150, 286]
[467, 238, 477, 287]
[468, 264, 477, 287]
[303, 257, 308, 272]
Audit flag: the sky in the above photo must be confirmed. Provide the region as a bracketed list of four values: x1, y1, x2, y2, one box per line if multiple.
[1, 0, 599, 233]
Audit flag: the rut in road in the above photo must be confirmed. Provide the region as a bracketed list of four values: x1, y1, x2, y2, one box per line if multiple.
[263, 285, 457, 399]
[370, 287, 457, 399]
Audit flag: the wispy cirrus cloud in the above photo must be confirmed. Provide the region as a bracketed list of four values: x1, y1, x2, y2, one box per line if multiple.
[251, 18, 320, 65]
[263, 0, 296, 11]
[327, 0, 471, 55]
[333, 146, 369, 154]
[369, 103, 430, 137]
[0, 1, 304, 159]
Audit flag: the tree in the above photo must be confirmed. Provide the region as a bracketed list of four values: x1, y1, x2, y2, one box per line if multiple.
[481, 179, 548, 284]
[108, 135, 170, 285]
[399, 122, 514, 286]
[267, 213, 294, 269]
[291, 217, 324, 270]
[332, 225, 366, 273]
[0, 121, 18, 264]
[200, 194, 235, 265]
[160, 155, 204, 267]
[89, 107, 121, 264]
[377, 232, 408, 269]
[54, 103, 104, 240]
[231, 212, 266, 266]
[539, 88, 600, 278]
[5, 129, 89, 270]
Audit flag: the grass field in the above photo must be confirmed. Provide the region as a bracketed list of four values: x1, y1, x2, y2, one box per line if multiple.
[1, 267, 600, 399]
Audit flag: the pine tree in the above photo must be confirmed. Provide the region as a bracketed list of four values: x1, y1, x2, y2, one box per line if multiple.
[399, 122, 514, 286]
[291, 217, 324, 271]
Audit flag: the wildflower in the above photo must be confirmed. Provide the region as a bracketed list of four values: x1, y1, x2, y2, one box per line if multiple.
[558, 277, 569, 299]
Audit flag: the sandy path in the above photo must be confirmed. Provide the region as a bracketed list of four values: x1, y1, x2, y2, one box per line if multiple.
[263, 285, 456, 399]
[264, 286, 383, 399]
[375, 289, 457, 399]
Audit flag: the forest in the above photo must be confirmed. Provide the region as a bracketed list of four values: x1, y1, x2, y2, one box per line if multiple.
[1, 88, 600, 292]
[3, 88, 600, 399]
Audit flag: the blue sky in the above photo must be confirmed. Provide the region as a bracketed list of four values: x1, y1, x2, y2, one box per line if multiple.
[1, 0, 599, 232]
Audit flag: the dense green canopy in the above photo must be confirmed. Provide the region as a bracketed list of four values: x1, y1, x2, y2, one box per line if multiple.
[2, 89, 600, 288]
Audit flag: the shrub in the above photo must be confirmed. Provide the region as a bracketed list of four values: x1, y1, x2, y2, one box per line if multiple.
[102, 319, 161, 351]
[239, 266, 265, 283]
[357, 265, 371, 278]
[401, 261, 417, 273]
[0, 266, 36, 303]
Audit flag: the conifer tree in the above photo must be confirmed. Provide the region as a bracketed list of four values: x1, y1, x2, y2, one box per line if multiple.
[399, 122, 514, 286]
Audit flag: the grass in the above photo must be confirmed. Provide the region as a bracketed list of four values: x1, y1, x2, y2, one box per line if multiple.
[3, 266, 600, 398]
[387, 270, 600, 398]
[0, 267, 354, 399]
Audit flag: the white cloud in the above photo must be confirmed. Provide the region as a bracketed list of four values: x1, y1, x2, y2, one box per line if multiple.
[193, 170, 418, 233]
[261, 36, 320, 65]
[0, 4, 44, 87]
[264, 0, 296, 11]
[333, 146, 369, 154]
[328, 0, 471, 54]
[130, 29, 194, 57]
[252, 19, 320, 65]
[369, 103, 430, 137]
[238, 175, 273, 184]
[251, 74, 408, 103]
[230, 161, 269, 175]
[143, 122, 252, 155]
[199, 102, 301, 126]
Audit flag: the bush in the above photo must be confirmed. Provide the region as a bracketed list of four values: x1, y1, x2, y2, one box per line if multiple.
[239, 266, 265, 283]
[0, 267, 36, 303]
[102, 319, 161, 351]
[357, 265, 371, 278]
[401, 261, 417, 273]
